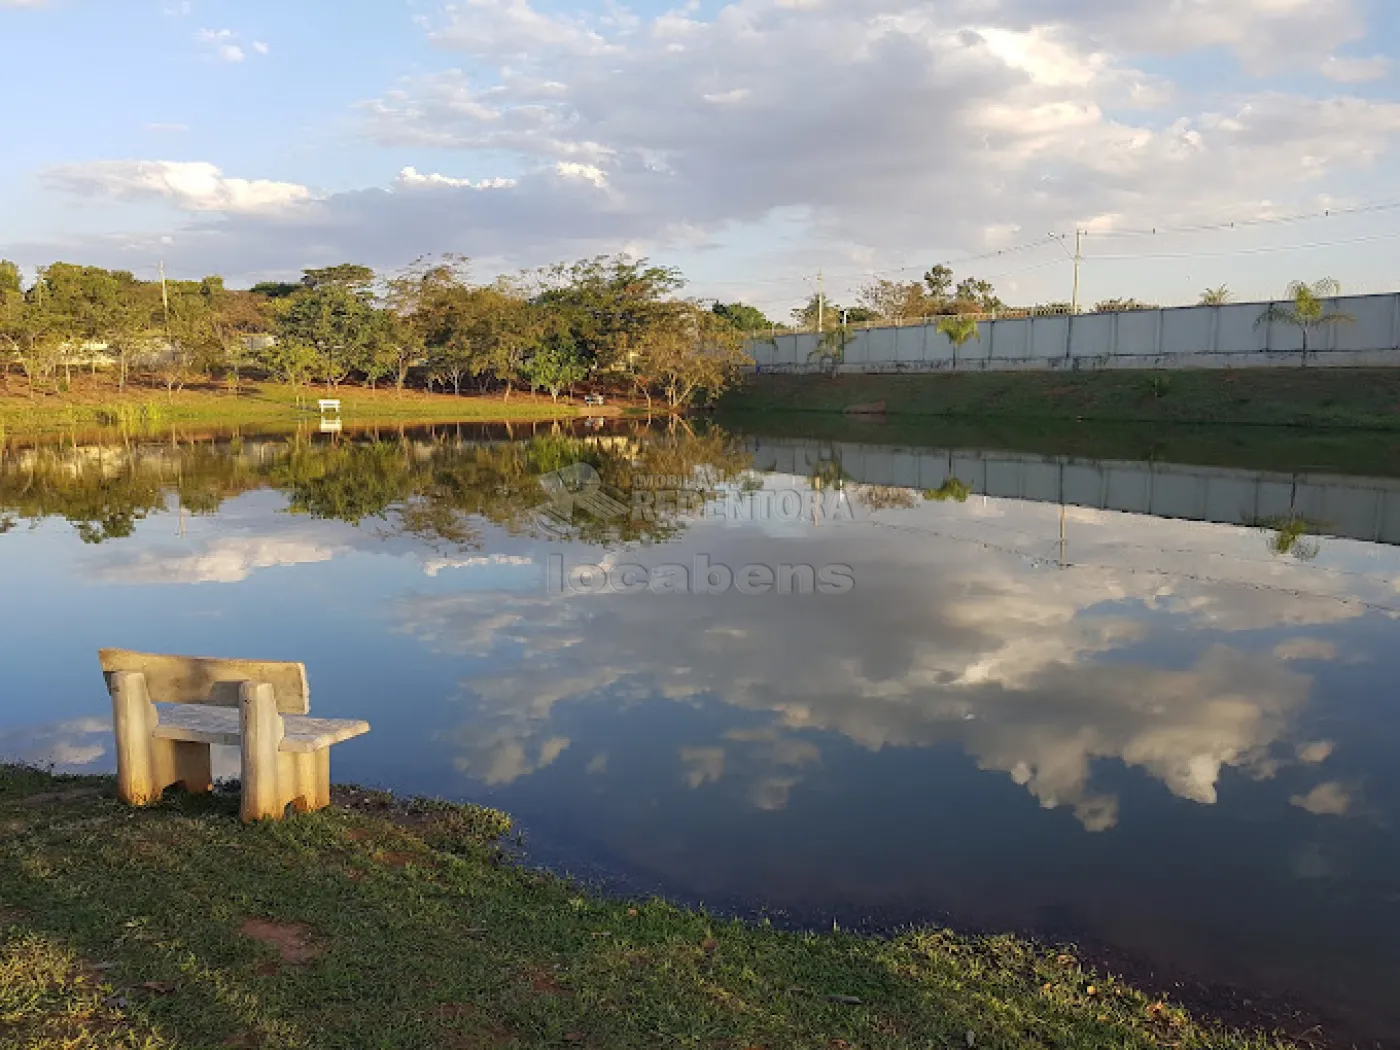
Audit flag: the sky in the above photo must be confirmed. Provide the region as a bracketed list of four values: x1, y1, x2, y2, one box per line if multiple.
[3, 0, 1400, 316]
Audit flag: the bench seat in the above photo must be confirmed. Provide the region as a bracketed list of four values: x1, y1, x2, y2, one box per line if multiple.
[152, 703, 370, 753]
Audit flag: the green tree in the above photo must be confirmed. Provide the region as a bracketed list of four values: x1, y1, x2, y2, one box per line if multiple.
[937, 314, 981, 370]
[524, 340, 587, 402]
[0, 261, 24, 393]
[276, 270, 383, 390]
[711, 301, 773, 333]
[531, 255, 685, 373]
[1255, 278, 1354, 354]
[953, 277, 1003, 313]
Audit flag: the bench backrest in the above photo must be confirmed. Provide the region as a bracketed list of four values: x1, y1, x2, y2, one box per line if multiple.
[98, 649, 311, 716]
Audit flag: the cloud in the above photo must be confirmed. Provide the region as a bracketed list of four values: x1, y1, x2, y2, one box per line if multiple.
[144, 123, 190, 134]
[680, 746, 727, 788]
[41, 160, 312, 215]
[1273, 638, 1339, 662]
[8, 0, 1398, 295]
[0, 718, 110, 771]
[1290, 781, 1353, 816]
[197, 27, 269, 64]
[87, 535, 339, 584]
[396, 166, 518, 192]
[397, 495, 1375, 829]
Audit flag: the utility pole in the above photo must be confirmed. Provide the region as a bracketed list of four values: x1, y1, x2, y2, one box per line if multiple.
[158, 261, 172, 342]
[817, 269, 825, 333]
[1070, 229, 1083, 315]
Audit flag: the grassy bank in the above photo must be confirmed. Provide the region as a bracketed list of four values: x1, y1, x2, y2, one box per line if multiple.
[721, 369, 1400, 430]
[0, 767, 1300, 1050]
[0, 379, 606, 438]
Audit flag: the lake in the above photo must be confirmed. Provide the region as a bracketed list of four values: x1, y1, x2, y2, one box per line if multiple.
[2, 419, 1398, 1044]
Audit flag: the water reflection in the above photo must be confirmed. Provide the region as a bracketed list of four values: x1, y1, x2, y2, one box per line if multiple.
[2, 422, 1399, 1042]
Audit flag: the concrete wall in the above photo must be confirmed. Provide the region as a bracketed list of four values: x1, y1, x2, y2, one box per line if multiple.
[748, 293, 1400, 373]
[745, 437, 1400, 546]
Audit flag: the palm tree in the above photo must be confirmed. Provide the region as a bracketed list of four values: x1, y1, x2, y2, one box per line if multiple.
[1255, 278, 1354, 354]
[1199, 285, 1232, 306]
[937, 314, 980, 370]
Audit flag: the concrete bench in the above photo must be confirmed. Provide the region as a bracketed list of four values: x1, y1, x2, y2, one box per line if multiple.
[100, 648, 370, 823]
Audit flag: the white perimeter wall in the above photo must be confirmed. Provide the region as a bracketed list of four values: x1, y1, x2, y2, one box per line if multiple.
[748, 293, 1400, 373]
[746, 438, 1400, 546]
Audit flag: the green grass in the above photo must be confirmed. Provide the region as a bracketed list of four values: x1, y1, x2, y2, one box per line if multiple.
[721, 369, 1400, 430]
[0, 381, 601, 438]
[0, 766, 1300, 1050]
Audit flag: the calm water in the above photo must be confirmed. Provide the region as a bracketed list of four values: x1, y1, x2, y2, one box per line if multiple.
[2, 421, 1398, 1042]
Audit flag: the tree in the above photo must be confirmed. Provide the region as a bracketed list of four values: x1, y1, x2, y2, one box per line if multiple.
[953, 276, 1003, 313]
[640, 304, 751, 408]
[857, 279, 933, 322]
[261, 338, 320, 405]
[0, 261, 24, 393]
[791, 293, 838, 329]
[276, 268, 383, 390]
[1255, 278, 1354, 354]
[923, 264, 954, 303]
[249, 281, 301, 299]
[937, 314, 980, 370]
[712, 301, 773, 333]
[1199, 285, 1232, 306]
[524, 340, 587, 402]
[531, 255, 685, 373]
[1092, 298, 1159, 313]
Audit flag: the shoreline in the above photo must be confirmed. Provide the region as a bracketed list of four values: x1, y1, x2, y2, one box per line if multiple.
[0, 379, 632, 438]
[0, 765, 1331, 1049]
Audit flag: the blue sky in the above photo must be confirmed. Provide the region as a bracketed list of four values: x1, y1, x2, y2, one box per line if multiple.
[3, 0, 1400, 316]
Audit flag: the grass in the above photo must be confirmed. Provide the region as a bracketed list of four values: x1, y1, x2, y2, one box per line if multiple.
[0, 378, 612, 437]
[721, 368, 1400, 430]
[0, 766, 1302, 1050]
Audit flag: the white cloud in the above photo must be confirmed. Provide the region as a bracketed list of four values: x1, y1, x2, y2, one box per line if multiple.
[1290, 781, 1354, 816]
[88, 535, 338, 584]
[41, 160, 312, 215]
[144, 122, 190, 134]
[397, 494, 1382, 829]
[9, 0, 1399, 296]
[197, 27, 269, 64]
[396, 166, 517, 191]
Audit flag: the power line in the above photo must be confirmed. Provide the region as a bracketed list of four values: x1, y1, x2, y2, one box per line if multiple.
[1086, 229, 1400, 261]
[1087, 198, 1400, 240]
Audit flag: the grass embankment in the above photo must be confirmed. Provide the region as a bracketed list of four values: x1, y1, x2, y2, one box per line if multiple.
[722, 368, 1400, 430]
[0, 767, 1298, 1050]
[0, 379, 609, 438]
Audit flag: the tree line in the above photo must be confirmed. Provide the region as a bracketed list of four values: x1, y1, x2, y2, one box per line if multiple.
[0, 256, 754, 409]
[0, 424, 751, 547]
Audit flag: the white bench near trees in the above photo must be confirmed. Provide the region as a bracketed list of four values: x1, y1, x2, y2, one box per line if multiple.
[100, 649, 370, 823]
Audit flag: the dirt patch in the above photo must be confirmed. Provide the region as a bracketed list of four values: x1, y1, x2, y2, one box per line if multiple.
[374, 850, 436, 868]
[239, 919, 321, 967]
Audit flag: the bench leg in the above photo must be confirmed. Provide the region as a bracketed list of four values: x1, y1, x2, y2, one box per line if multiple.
[239, 682, 285, 823]
[278, 749, 330, 813]
[111, 672, 212, 805]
